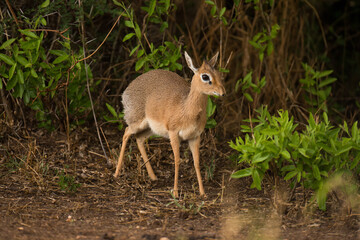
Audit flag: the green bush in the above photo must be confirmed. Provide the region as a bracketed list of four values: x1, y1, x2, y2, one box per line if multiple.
[230, 106, 360, 210]
[0, 2, 94, 129]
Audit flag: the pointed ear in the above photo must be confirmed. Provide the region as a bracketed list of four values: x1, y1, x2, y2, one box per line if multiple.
[208, 51, 219, 67]
[185, 51, 198, 74]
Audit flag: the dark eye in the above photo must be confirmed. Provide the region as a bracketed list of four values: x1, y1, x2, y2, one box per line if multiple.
[202, 74, 210, 81]
[201, 73, 212, 84]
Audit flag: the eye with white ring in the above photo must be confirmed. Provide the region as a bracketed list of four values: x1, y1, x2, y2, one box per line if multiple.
[201, 73, 212, 85]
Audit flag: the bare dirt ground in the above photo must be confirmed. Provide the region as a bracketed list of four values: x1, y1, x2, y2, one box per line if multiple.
[0, 126, 359, 240]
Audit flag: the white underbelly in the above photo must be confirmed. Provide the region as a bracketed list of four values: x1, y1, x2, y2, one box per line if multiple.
[147, 118, 169, 138]
[179, 124, 202, 140]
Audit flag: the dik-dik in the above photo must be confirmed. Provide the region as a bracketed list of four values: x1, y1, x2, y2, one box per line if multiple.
[114, 51, 225, 197]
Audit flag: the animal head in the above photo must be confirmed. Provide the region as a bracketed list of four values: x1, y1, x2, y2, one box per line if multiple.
[185, 51, 226, 97]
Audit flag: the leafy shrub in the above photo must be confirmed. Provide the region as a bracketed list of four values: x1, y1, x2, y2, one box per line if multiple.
[300, 63, 337, 112]
[114, 0, 182, 72]
[230, 106, 360, 210]
[0, 2, 94, 129]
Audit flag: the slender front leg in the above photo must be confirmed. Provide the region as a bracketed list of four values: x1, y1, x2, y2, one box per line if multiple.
[114, 127, 132, 177]
[169, 131, 180, 198]
[189, 136, 205, 196]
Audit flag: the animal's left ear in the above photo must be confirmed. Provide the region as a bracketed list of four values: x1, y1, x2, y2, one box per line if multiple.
[208, 51, 219, 68]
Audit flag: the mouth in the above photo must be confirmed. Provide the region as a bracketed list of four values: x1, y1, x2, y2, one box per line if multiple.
[212, 91, 225, 97]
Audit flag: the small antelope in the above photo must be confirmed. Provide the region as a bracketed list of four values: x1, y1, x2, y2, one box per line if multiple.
[114, 51, 225, 197]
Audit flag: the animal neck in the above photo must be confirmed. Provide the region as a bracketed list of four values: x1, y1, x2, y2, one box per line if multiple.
[184, 82, 208, 118]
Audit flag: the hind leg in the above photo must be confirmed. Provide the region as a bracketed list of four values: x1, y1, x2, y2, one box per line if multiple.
[135, 130, 157, 180]
[114, 127, 132, 177]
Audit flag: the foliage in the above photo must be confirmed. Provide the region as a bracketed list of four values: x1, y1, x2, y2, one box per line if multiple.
[235, 71, 266, 102]
[206, 97, 217, 129]
[57, 170, 81, 193]
[300, 63, 337, 113]
[114, 0, 182, 72]
[249, 24, 280, 62]
[205, 0, 228, 26]
[167, 192, 205, 215]
[104, 103, 124, 131]
[230, 106, 360, 210]
[0, 2, 93, 129]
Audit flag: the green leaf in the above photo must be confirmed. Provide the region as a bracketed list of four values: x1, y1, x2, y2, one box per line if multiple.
[312, 165, 321, 180]
[316, 181, 328, 211]
[318, 70, 333, 78]
[341, 121, 349, 135]
[205, 118, 217, 129]
[235, 79, 241, 92]
[260, 128, 279, 135]
[53, 55, 69, 64]
[231, 168, 252, 178]
[106, 103, 118, 118]
[17, 68, 24, 84]
[244, 93, 253, 102]
[0, 53, 15, 65]
[210, 5, 217, 16]
[137, 49, 145, 58]
[259, 52, 264, 62]
[134, 23, 142, 39]
[165, 0, 171, 10]
[0, 38, 16, 49]
[40, 17, 47, 26]
[15, 55, 30, 67]
[299, 148, 309, 158]
[318, 77, 337, 88]
[125, 20, 134, 28]
[9, 63, 16, 79]
[6, 75, 18, 90]
[243, 71, 252, 84]
[113, 0, 123, 7]
[350, 153, 360, 170]
[219, 7, 226, 17]
[123, 33, 135, 42]
[160, 21, 169, 32]
[267, 41, 274, 55]
[280, 150, 291, 159]
[252, 152, 269, 164]
[281, 165, 295, 172]
[135, 57, 146, 71]
[30, 68, 38, 78]
[206, 97, 216, 117]
[18, 29, 38, 39]
[20, 39, 37, 50]
[205, 0, 215, 5]
[351, 121, 358, 140]
[129, 45, 140, 57]
[284, 170, 298, 180]
[40, 0, 50, 8]
[336, 145, 352, 156]
[148, 0, 156, 17]
[252, 168, 262, 190]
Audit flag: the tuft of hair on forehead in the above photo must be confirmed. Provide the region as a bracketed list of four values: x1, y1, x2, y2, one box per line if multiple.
[200, 60, 216, 71]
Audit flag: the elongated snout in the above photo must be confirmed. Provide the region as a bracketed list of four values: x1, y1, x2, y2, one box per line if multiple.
[213, 85, 226, 97]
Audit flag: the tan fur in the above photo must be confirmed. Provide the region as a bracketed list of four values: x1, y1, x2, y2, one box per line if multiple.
[114, 52, 225, 197]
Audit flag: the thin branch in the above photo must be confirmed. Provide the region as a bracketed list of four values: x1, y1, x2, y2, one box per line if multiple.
[78, 0, 109, 163]
[68, 7, 128, 71]
[30, 28, 71, 40]
[5, 0, 20, 27]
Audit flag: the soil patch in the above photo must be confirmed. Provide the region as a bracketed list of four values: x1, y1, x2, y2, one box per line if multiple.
[0, 128, 359, 239]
